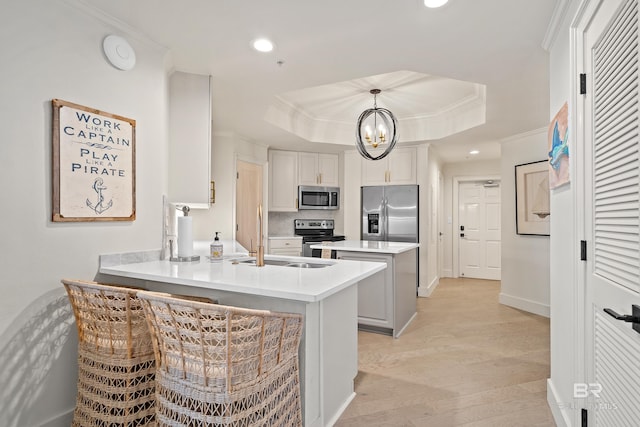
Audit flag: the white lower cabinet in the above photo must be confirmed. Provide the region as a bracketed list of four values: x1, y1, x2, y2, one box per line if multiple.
[337, 248, 417, 338]
[268, 237, 302, 257]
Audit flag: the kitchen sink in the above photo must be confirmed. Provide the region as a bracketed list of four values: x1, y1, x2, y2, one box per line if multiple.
[235, 258, 291, 266]
[233, 258, 333, 268]
[284, 262, 330, 269]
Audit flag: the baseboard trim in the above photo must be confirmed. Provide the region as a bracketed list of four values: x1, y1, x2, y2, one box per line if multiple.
[38, 407, 74, 427]
[418, 276, 439, 297]
[325, 391, 356, 427]
[499, 292, 550, 318]
[547, 378, 571, 427]
[442, 269, 453, 278]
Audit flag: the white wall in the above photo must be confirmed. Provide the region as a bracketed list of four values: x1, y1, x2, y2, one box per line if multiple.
[343, 150, 362, 240]
[418, 145, 443, 296]
[0, 1, 169, 425]
[547, 1, 582, 426]
[441, 159, 501, 277]
[190, 132, 268, 241]
[499, 129, 550, 317]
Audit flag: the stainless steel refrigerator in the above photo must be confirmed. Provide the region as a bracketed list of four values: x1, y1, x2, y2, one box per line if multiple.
[361, 185, 419, 243]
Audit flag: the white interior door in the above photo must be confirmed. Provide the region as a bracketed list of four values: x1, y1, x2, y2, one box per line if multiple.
[458, 181, 501, 280]
[583, 0, 640, 424]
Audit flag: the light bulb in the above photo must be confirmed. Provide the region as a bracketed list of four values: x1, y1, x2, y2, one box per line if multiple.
[424, 0, 448, 8]
[253, 38, 274, 52]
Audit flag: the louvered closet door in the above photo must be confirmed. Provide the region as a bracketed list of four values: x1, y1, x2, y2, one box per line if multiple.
[584, 0, 640, 424]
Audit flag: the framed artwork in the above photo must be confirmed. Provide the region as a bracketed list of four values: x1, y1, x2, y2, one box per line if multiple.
[52, 99, 136, 222]
[515, 160, 550, 236]
[548, 102, 570, 189]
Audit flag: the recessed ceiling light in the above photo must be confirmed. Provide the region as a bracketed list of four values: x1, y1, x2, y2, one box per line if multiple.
[469, 150, 480, 155]
[424, 0, 449, 8]
[253, 38, 274, 52]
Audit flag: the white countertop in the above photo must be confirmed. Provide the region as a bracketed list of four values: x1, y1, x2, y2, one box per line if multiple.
[99, 251, 385, 303]
[309, 240, 419, 254]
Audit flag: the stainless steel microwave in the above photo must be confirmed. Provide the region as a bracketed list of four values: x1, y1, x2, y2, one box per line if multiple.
[298, 186, 340, 210]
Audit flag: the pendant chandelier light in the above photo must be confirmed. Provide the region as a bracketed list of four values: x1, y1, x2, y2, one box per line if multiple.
[355, 89, 398, 161]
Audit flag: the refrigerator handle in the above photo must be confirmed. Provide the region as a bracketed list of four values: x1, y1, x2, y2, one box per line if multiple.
[382, 196, 388, 239]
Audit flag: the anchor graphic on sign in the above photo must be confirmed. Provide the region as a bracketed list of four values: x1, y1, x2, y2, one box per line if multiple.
[86, 177, 113, 214]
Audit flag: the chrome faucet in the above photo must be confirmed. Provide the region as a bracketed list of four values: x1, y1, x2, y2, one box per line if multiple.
[254, 204, 265, 267]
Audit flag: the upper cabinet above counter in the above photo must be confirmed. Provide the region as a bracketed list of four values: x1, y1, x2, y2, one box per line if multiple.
[298, 152, 339, 187]
[268, 150, 340, 212]
[168, 71, 212, 208]
[361, 146, 416, 186]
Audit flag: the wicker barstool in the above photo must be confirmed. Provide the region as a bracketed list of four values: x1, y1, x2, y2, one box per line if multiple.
[62, 279, 156, 427]
[137, 291, 304, 427]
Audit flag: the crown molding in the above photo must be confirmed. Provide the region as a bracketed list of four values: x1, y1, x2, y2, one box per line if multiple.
[542, 0, 572, 51]
[499, 127, 547, 145]
[61, 0, 167, 53]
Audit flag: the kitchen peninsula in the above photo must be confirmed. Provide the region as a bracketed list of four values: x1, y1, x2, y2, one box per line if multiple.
[97, 244, 385, 427]
[310, 240, 419, 338]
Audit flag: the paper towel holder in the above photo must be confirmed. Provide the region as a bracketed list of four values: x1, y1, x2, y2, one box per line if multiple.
[170, 205, 201, 262]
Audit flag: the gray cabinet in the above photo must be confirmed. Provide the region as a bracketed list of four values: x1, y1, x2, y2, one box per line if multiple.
[337, 248, 417, 337]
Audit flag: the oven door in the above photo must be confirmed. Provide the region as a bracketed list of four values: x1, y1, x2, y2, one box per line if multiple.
[311, 248, 337, 259]
[303, 241, 337, 258]
[302, 242, 314, 257]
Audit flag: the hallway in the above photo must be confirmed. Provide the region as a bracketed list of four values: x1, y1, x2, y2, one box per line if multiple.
[336, 277, 555, 427]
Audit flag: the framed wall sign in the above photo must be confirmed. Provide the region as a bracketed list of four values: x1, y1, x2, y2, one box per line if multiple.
[52, 99, 136, 222]
[515, 160, 550, 236]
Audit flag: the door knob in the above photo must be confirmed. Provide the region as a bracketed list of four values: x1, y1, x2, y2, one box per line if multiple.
[604, 305, 640, 334]
[460, 233, 465, 238]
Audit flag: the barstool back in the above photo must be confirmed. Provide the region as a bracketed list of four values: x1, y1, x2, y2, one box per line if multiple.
[138, 290, 303, 427]
[62, 279, 155, 427]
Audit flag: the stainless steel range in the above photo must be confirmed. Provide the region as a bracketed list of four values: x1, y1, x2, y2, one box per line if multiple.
[294, 219, 345, 258]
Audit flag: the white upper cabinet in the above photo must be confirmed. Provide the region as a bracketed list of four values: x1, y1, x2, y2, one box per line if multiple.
[298, 152, 339, 186]
[269, 150, 299, 212]
[387, 147, 417, 184]
[168, 71, 212, 207]
[298, 152, 319, 186]
[361, 146, 416, 186]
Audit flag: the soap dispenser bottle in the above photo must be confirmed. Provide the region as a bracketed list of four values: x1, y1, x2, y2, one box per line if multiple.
[210, 232, 223, 261]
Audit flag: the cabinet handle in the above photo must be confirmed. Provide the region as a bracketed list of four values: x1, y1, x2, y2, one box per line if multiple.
[319, 173, 322, 184]
[210, 180, 216, 204]
[388, 171, 391, 182]
[295, 198, 298, 209]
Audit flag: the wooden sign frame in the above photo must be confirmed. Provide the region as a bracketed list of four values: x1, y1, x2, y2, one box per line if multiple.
[52, 99, 136, 222]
